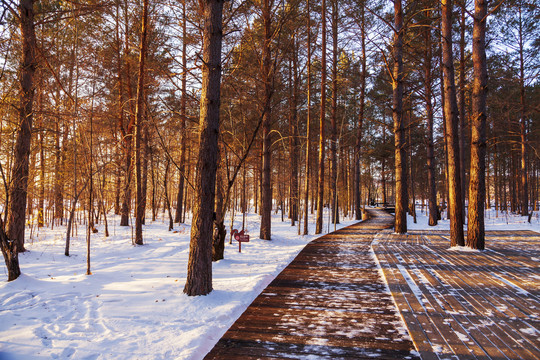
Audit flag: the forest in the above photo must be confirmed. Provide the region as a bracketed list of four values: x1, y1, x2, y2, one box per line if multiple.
[0, 0, 538, 297]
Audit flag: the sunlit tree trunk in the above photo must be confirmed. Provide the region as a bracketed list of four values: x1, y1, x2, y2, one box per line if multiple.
[86, 90, 95, 275]
[355, 4, 366, 221]
[212, 162, 226, 261]
[393, 0, 407, 234]
[134, 0, 149, 246]
[120, 0, 136, 227]
[330, 0, 339, 225]
[441, 0, 465, 246]
[518, 5, 528, 217]
[288, 38, 299, 225]
[141, 118, 149, 225]
[6, 0, 37, 257]
[184, 0, 224, 296]
[303, 0, 312, 235]
[315, 0, 327, 234]
[424, 14, 437, 226]
[459, 2, 467, 214]
[38, 117, 45, 228]
[164, 159, 174, 231]
[467, 0, 487, 250]
[260, 0, 273, 240]
[175, 0, 188, 224]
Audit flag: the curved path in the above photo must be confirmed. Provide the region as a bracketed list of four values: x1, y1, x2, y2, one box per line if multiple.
[204, 208, 419, 359]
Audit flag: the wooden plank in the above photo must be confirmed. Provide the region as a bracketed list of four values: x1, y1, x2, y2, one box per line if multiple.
[206, 209, 419, 360]
[453, 314, 517, 360]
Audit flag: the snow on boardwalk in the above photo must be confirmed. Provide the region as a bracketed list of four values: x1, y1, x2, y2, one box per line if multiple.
[205, 209, 419, 359]
[373, 228, 540, 359]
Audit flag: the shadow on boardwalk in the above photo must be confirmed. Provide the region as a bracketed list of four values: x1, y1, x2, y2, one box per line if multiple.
[205, 208, 419, 359]
[205, 209, 540, 359]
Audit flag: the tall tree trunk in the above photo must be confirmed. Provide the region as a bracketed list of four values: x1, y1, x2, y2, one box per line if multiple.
[134, 0, 149, 246]
[288, 37, 299, 226]
[86, 91, 94, 276]
[382, 125, 387, 206]
[518, 5, 528, 217]
[0, 217, 21, 281]
[330, 0, 339, 225]
[459, 2, 467, 215]
[424, 15, 438, 226]
[151, 154, 157, 221]
[393, 0, 407, 234]
[114, 2, 123, 217]
[184, 0, 224, 296]
[467, 0, 487, 250]
[355, 4, 366, 221]
[315, 0, 327, 234]
[119, 130, 133, 227]
[38, 122, 45, 227]
[441, 0, 465, 246]
[141, 122, 149, 225]
[212, 165, 225, 261]
[120, 0, 136, 227]
[54, 108, 67, 224]
[6, 0, 37, 257]
[440, 47, 449, 219]
[497, 154, 501, 214]
[408, 114, 416, 223]
[175, 0, 188, 224]
[260, 0, 273, 240]
[303, 0, 312, 235]
[164, 159, 174, 231]
[114, 171, 121, 215]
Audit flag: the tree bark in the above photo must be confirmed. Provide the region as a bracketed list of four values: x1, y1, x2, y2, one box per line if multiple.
[393, 0, 407, 234]
[134, 0, 149, 246]
[441, 0, 465, 246]
[518, 5, 528, 217]
[315, 0, 327, 234]
[120, 0, 136, 227]
[37, 83, 44, 228]
[330, 0, 339, 225]
[54, 107, 67, 224]
[184, 0, 224, 296]
[467, 0, 487, 250]
[6, 0, 37, 256]
[459, 3, 467, 214]
[303, 0, 312, 235]
[164, 159, 174, 231]
[424, 14, 438, 226]
[288, 37, 299, 226]
[212, 163, 225, 261]
[260, 0, 273, 240]
[87, 93, 94, 275]
[141, 117, 149, 225]
[0, 217, 20, 281]
[175, 0, 188, 224]
[355, 5, 366, 221]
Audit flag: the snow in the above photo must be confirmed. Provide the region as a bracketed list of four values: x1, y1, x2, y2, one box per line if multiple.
[408, 207, 540, 233]
[519, 326, 539, 337]
[0, 211, 357, 360]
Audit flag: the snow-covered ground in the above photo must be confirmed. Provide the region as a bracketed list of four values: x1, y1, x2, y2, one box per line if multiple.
[0, 210, 357, 360]
[407, 207, 540, 232]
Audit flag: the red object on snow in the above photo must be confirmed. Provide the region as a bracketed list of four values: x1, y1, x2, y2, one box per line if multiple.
[231, 229, 250, 252]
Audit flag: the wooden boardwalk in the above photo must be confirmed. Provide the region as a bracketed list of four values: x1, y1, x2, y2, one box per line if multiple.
[205, 209, 540, 359]
[205, 209, 419, 359]
[373, 229, 540, 360]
